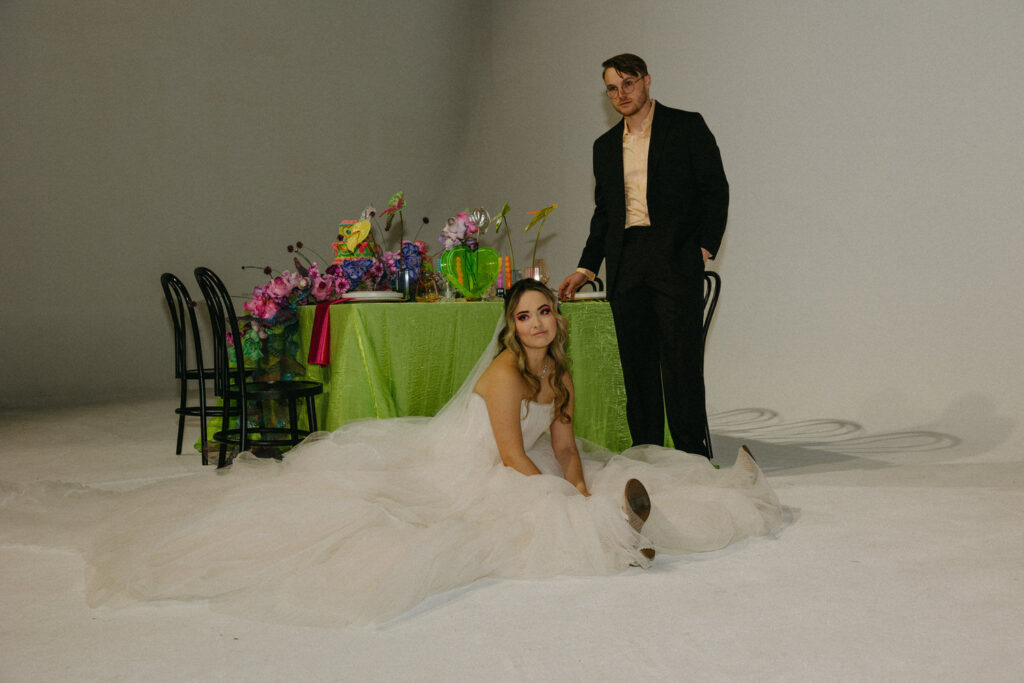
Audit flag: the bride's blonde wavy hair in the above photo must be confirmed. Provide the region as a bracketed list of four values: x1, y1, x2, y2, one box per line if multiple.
[497, 279, 572, 423]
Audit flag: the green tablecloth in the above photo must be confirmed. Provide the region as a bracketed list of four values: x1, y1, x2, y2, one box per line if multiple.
[295, 301, 633, 452]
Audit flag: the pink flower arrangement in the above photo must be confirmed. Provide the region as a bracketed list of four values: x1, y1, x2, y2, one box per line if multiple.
[242, 289, 281, 320]
[439, 212, 481, 251]
[243, 263, 350, 322]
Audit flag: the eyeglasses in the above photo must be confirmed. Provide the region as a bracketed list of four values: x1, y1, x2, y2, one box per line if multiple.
[605, 76, 645, 99]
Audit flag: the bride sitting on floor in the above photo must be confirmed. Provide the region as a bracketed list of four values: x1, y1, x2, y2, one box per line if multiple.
[0, 279, 781, 627]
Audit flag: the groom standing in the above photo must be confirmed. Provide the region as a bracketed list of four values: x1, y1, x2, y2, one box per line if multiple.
[558, 54, 729, 457]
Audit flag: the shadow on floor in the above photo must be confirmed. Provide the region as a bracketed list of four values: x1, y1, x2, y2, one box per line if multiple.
[708, 407, 961, 475]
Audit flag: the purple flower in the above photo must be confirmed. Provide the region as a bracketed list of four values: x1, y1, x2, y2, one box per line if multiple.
[381, 253, 400, 280]
[311, 276, 333, 302]
[331, 272, 351, 295]
[397, 241, 423, 278]
[366, 260, 385, 286]
[340, 258, 374, 288]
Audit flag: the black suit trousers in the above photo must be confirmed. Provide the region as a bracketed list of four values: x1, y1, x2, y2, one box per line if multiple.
[609, 225, 708, 455]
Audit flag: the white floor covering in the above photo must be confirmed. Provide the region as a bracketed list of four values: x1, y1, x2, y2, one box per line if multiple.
[1, 398, 1021, 682]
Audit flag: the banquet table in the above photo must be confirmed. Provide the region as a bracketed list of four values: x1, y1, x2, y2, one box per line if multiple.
[295, 300, 634, 452]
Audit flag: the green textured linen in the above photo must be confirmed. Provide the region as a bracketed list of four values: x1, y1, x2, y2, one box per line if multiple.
[296, 300, 633, 452]
[298, 302, 500, 425]
[561, 301, 632, 452]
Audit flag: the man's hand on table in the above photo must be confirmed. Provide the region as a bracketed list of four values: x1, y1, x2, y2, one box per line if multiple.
[558, 271, 589, 301]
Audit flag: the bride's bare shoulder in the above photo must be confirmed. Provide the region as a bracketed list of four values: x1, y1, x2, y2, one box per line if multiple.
[474, 350, 524, 398]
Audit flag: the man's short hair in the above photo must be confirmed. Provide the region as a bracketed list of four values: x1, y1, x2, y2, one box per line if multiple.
[601, 54, 648, 78]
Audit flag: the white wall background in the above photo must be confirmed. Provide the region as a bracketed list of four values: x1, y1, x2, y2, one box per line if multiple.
[3, 1, 1022, 459]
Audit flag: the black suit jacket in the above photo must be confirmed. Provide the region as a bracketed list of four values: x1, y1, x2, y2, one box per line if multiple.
[578, 102, 729, 298]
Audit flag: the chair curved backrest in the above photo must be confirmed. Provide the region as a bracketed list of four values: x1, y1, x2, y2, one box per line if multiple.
[161, 272, 218, 461]
[160, 273, 205, 381]
[701, 271, 722, 459]
[702, 271, 721, 345]
[193, 267, 248, 402]
[193, 266, 322, 465]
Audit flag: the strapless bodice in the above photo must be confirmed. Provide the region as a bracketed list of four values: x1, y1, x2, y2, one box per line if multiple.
[468, 392, 554, 452]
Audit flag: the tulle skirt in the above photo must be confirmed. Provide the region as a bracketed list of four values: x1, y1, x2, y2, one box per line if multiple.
[0, 412, 781, 627]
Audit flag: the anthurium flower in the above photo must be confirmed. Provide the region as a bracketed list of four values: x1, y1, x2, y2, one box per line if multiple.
[524, 204, 557, 267]
[524, 204, 557, 231]
[345, 220, 372, 253]
[492, 201, 515, 268]
[379, 191, 405, 219]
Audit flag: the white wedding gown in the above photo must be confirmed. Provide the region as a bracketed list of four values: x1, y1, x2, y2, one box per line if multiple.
[0, 330, 782, 628]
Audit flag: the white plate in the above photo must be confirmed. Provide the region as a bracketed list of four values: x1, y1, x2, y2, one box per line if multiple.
[564, 290, 606, 301]
[344, 291, 404, 302]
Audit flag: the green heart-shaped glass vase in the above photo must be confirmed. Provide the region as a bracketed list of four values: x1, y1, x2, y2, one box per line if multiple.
[441, 247, 500, 299]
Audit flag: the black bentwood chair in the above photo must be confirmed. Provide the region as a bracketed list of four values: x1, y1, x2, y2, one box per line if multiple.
[193, 267, 323, 468]
[702, 271, 722, 460]
[161, 272, 222, 465]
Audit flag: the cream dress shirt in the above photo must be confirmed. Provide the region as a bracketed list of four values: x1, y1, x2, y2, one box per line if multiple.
[577, 101, 656, 282]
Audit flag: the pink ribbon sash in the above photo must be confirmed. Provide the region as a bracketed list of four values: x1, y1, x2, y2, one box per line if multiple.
[307, 299, 352, 366]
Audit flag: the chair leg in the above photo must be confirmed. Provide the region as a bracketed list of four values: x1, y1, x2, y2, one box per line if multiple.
[198, 378, 209, 467]
[288, 398, 300, 446]
[240, 398, 250, 453]
[176, 377, 188, 455]
[175, 413, 186, 456]
[306, 396, 318, 432]
[217, 393, 232, 469]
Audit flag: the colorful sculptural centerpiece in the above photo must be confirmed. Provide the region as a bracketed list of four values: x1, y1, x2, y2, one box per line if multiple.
[439, 210, 500, 299]
[333, 192, 431, 297]
[333, 216, 387, 290]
